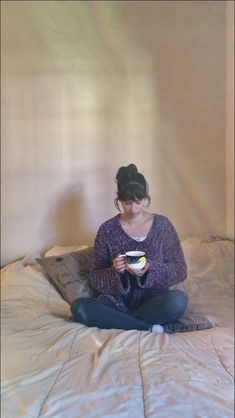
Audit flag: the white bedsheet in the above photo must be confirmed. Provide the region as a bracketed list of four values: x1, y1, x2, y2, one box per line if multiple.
[1, 238, 234, 418]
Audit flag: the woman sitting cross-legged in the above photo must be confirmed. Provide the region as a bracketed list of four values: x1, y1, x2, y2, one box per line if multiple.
[71, 163, 211, 334]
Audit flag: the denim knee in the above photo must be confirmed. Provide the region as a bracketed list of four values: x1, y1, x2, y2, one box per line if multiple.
[71, 297, 93, 324]
[170, 290, 188, 318]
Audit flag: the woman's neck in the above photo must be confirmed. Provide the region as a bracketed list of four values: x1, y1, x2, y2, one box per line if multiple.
[120, 211, 148, 224]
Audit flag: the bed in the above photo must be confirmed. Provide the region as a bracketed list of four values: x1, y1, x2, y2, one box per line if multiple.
[1, 236, 234, 418]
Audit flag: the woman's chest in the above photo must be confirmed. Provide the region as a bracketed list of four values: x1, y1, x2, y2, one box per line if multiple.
[119, 218, 153, 239]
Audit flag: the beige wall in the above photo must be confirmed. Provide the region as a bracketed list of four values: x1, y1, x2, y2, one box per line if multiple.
[1, 1, 232, 265]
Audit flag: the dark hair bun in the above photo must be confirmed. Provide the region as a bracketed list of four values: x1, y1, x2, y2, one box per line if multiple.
[116, 163, 138, 184]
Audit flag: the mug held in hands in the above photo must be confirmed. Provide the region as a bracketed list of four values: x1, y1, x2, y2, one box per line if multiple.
[121, 251, 146, 270]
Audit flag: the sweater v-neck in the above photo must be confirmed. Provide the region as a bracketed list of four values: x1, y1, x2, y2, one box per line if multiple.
[116, 213, 157, 243]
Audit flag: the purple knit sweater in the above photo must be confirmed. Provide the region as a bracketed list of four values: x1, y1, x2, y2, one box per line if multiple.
[89, 214, 187, 312]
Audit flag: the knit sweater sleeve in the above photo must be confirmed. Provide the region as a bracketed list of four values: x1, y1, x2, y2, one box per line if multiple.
[89, 225, 130, 295]
[137, 219, 187, 290]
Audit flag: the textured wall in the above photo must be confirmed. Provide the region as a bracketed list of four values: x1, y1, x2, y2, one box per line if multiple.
[1, 1, 230, 265]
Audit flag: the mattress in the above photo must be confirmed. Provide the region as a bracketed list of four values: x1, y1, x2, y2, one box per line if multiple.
[1, 237, 234, 418]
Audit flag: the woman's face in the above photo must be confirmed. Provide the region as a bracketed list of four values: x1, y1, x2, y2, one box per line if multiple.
[120, 199, 145, 217]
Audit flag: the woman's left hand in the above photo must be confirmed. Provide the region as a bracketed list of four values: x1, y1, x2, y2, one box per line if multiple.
[126, 261, 150, 277]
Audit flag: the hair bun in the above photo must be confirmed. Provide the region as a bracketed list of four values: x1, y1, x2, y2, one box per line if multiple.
[116, 163, 138, 184]
[127, 164, 138, 178]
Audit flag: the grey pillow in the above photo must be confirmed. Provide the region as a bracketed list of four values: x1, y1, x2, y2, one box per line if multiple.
[36, 247, 97, 304]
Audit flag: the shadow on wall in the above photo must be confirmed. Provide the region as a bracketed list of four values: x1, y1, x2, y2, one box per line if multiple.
[45, 186, 93, 249]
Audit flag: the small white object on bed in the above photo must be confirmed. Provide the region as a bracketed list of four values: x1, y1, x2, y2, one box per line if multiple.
[1, 237, 234, 418]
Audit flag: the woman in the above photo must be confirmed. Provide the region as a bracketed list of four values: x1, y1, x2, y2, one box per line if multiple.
[71, 164, 211, 333]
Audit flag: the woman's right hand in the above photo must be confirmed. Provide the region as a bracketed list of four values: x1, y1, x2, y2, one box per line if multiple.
[112, 254, 126, 274]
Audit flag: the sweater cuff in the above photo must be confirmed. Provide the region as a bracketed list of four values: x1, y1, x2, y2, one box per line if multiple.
[136, 274, 149, 288]
[112, 268, 130, 294]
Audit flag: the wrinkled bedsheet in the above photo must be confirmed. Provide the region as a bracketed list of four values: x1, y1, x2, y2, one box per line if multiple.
[1, 237, 234, 418]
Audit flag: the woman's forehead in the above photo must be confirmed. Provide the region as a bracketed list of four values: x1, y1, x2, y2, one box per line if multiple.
[122, 198, 144, 204]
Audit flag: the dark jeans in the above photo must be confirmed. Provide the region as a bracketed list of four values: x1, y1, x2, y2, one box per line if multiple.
[71, 289, 188, 331]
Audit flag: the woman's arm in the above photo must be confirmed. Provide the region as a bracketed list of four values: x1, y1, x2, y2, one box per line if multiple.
[136, 220, 187, 290]
[89, 226, 130, 295]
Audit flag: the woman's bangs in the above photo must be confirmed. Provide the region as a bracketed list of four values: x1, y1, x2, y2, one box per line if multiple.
[121, 185, 146, 202]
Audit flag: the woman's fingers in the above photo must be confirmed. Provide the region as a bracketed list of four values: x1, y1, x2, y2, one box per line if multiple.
[126, 262, 150, 277]
[142, 262, 150, 273]
[113, 254, 126, 273]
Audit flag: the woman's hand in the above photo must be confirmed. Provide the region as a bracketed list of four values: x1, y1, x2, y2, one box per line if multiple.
[126, 261, 150, 277]
[112, 254, 126, 274]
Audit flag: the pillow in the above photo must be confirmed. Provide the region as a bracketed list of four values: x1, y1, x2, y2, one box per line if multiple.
[36, 247, 97, 304]
[44, 245, 88, 257]
[176, 238, 234, 327]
